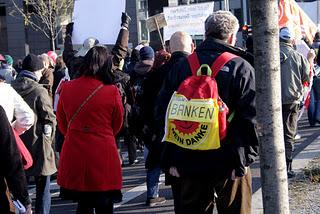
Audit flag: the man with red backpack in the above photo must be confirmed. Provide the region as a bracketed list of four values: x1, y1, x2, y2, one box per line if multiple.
[156, 10, 258, 214]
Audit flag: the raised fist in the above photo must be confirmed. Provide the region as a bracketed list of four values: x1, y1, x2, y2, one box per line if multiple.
[66, 22, 74, 36]
[121, 12, 131, 29]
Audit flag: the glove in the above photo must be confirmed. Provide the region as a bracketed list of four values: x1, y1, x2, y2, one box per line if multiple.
[121, 12, 131, 29]
[66, 22, 74, 36]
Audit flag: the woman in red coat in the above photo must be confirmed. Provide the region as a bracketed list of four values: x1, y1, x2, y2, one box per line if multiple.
[56, 46, 124, 214]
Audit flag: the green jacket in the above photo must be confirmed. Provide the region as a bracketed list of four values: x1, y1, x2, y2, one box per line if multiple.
[11, 73, 57, 176]
[280, 42, 310, 105]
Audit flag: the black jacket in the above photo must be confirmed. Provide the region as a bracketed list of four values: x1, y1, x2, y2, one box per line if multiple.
[156, 37, 259, 177]
[0, 106, 31, 211]
[63, 29, 129, 79]
[143, 51, 188, 169]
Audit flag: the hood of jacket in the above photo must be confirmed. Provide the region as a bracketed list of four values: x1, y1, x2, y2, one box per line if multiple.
[11, 74, 40, 98]
[134, 60, 154, 76]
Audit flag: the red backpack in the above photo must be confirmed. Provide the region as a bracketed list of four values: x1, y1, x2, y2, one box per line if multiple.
[163, 52, 237, 150]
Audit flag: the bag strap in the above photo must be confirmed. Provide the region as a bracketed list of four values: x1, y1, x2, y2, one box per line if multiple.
[188, 52, 239, 77]
[67, 84, 104, 130]
[211, 52, 238, 77]
[188, 52, 201, 76]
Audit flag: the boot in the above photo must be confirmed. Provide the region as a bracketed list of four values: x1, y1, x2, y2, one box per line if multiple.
[287, 161, 296, 178]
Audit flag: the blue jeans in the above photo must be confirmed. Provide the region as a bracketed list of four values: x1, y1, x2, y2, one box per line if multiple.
[35, 176, 51, 214]
[146, 167, 161, 199]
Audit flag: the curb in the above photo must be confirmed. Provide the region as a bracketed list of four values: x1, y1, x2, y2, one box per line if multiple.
[252, 135, 320, 213]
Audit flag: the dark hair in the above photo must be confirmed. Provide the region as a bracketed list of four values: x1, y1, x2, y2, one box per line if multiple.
[80, 46, 114, 84]
[54, 56, 66, 72]
[314, 32, 320, 42]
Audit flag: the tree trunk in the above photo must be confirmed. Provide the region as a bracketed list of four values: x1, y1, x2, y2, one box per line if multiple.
[50, 33, 56, 52]
[250, 0, 290, 213]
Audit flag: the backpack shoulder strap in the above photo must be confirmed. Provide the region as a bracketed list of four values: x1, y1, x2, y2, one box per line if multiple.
[187, 52, 201, 76]
[211, 52, 239, 78]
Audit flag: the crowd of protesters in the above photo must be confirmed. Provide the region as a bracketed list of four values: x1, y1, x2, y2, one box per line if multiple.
[1, 8, 319, 214]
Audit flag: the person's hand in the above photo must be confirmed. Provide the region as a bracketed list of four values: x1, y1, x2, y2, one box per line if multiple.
[231, 167, 248, 180]
[25, 204, 32, 214]
[66, 22, 74, 36]
[121, 12, 131, 29]
[169, 167, 180, 178]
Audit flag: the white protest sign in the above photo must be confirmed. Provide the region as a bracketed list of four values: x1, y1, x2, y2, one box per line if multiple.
[163, 2, 214, 41]
[72, 0, 126, 45]
[295, 39, 310, 59]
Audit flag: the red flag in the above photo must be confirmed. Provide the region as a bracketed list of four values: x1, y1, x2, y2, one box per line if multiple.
[279, 0, 317, 43]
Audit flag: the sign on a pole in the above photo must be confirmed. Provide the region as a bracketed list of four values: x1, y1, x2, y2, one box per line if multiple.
[163, 2, 214, 40]
[146, 13, 167, 32]
[72, 0, 126, 45]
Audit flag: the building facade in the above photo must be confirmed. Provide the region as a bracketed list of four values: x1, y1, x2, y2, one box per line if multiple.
[0, 0, 141, 61]
[0, 0, 250, 61]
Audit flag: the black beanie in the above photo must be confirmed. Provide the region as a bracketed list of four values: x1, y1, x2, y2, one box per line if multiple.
[22, 54, 44, 72]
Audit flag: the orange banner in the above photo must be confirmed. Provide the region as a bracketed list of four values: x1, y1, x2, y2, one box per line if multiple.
[279, 0, 317, 43]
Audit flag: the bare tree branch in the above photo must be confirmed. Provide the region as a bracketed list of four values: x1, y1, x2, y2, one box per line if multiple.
[9, 0, 74, 51]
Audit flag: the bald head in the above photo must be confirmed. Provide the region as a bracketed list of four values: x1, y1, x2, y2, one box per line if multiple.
[169, 31, 194, 54]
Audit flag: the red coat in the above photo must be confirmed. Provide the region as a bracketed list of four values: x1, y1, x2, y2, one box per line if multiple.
[56, 76, 124, 192]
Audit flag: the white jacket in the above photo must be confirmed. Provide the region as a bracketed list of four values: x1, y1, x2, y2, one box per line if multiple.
[0, 82, 34, 134]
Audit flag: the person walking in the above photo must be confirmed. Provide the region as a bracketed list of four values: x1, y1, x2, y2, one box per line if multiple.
[11, 54, 57, 214]
[142, 48, 171, 207]
[56, 46, 124, 214]
[63, 12, 131, 79]
[0, 54, 14, 84]
[0, 106, 32, 214]
[0, 78, 34, 135]
[152, 31, 194, 211]
[156, 11, 259, 214]
[279, 27, 310, 178]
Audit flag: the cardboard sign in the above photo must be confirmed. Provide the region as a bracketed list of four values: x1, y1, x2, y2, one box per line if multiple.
[146, 13, 167, 32]
[163, 2, 214, 41]
[72, 0, 126, 45]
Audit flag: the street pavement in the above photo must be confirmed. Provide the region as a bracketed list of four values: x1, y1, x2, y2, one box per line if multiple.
[28, 114, 320, 213]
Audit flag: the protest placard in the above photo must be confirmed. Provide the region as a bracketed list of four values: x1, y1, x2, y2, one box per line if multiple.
[72, 0, 126, 45]
[163, 2, 214, 41]
[295, 39, 310, 59]
[146, 14, 167, 33]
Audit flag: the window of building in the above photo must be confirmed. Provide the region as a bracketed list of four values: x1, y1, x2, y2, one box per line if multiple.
[139, 0, 147, 11]
[233, 8, 243, 27]
[0, 5, 6, 16]
[179, 0, 213, 4]
[139, 20, 149, 42]
[0, 5, 8, 53]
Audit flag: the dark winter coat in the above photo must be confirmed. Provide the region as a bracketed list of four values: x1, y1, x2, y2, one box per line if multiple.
[11, 72, 57, 177]
[39, 68, 54, 98]
[53, 67, 67, 96]
[155, 37, 259, 178]
[0, 106, 31, 211]
[63, 29, 129, 79]
[143, 51, 189, 169]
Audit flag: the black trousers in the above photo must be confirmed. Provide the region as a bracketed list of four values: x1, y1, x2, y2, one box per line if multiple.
[76, 199, 113, 214]
[172, 168, 252, 214]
